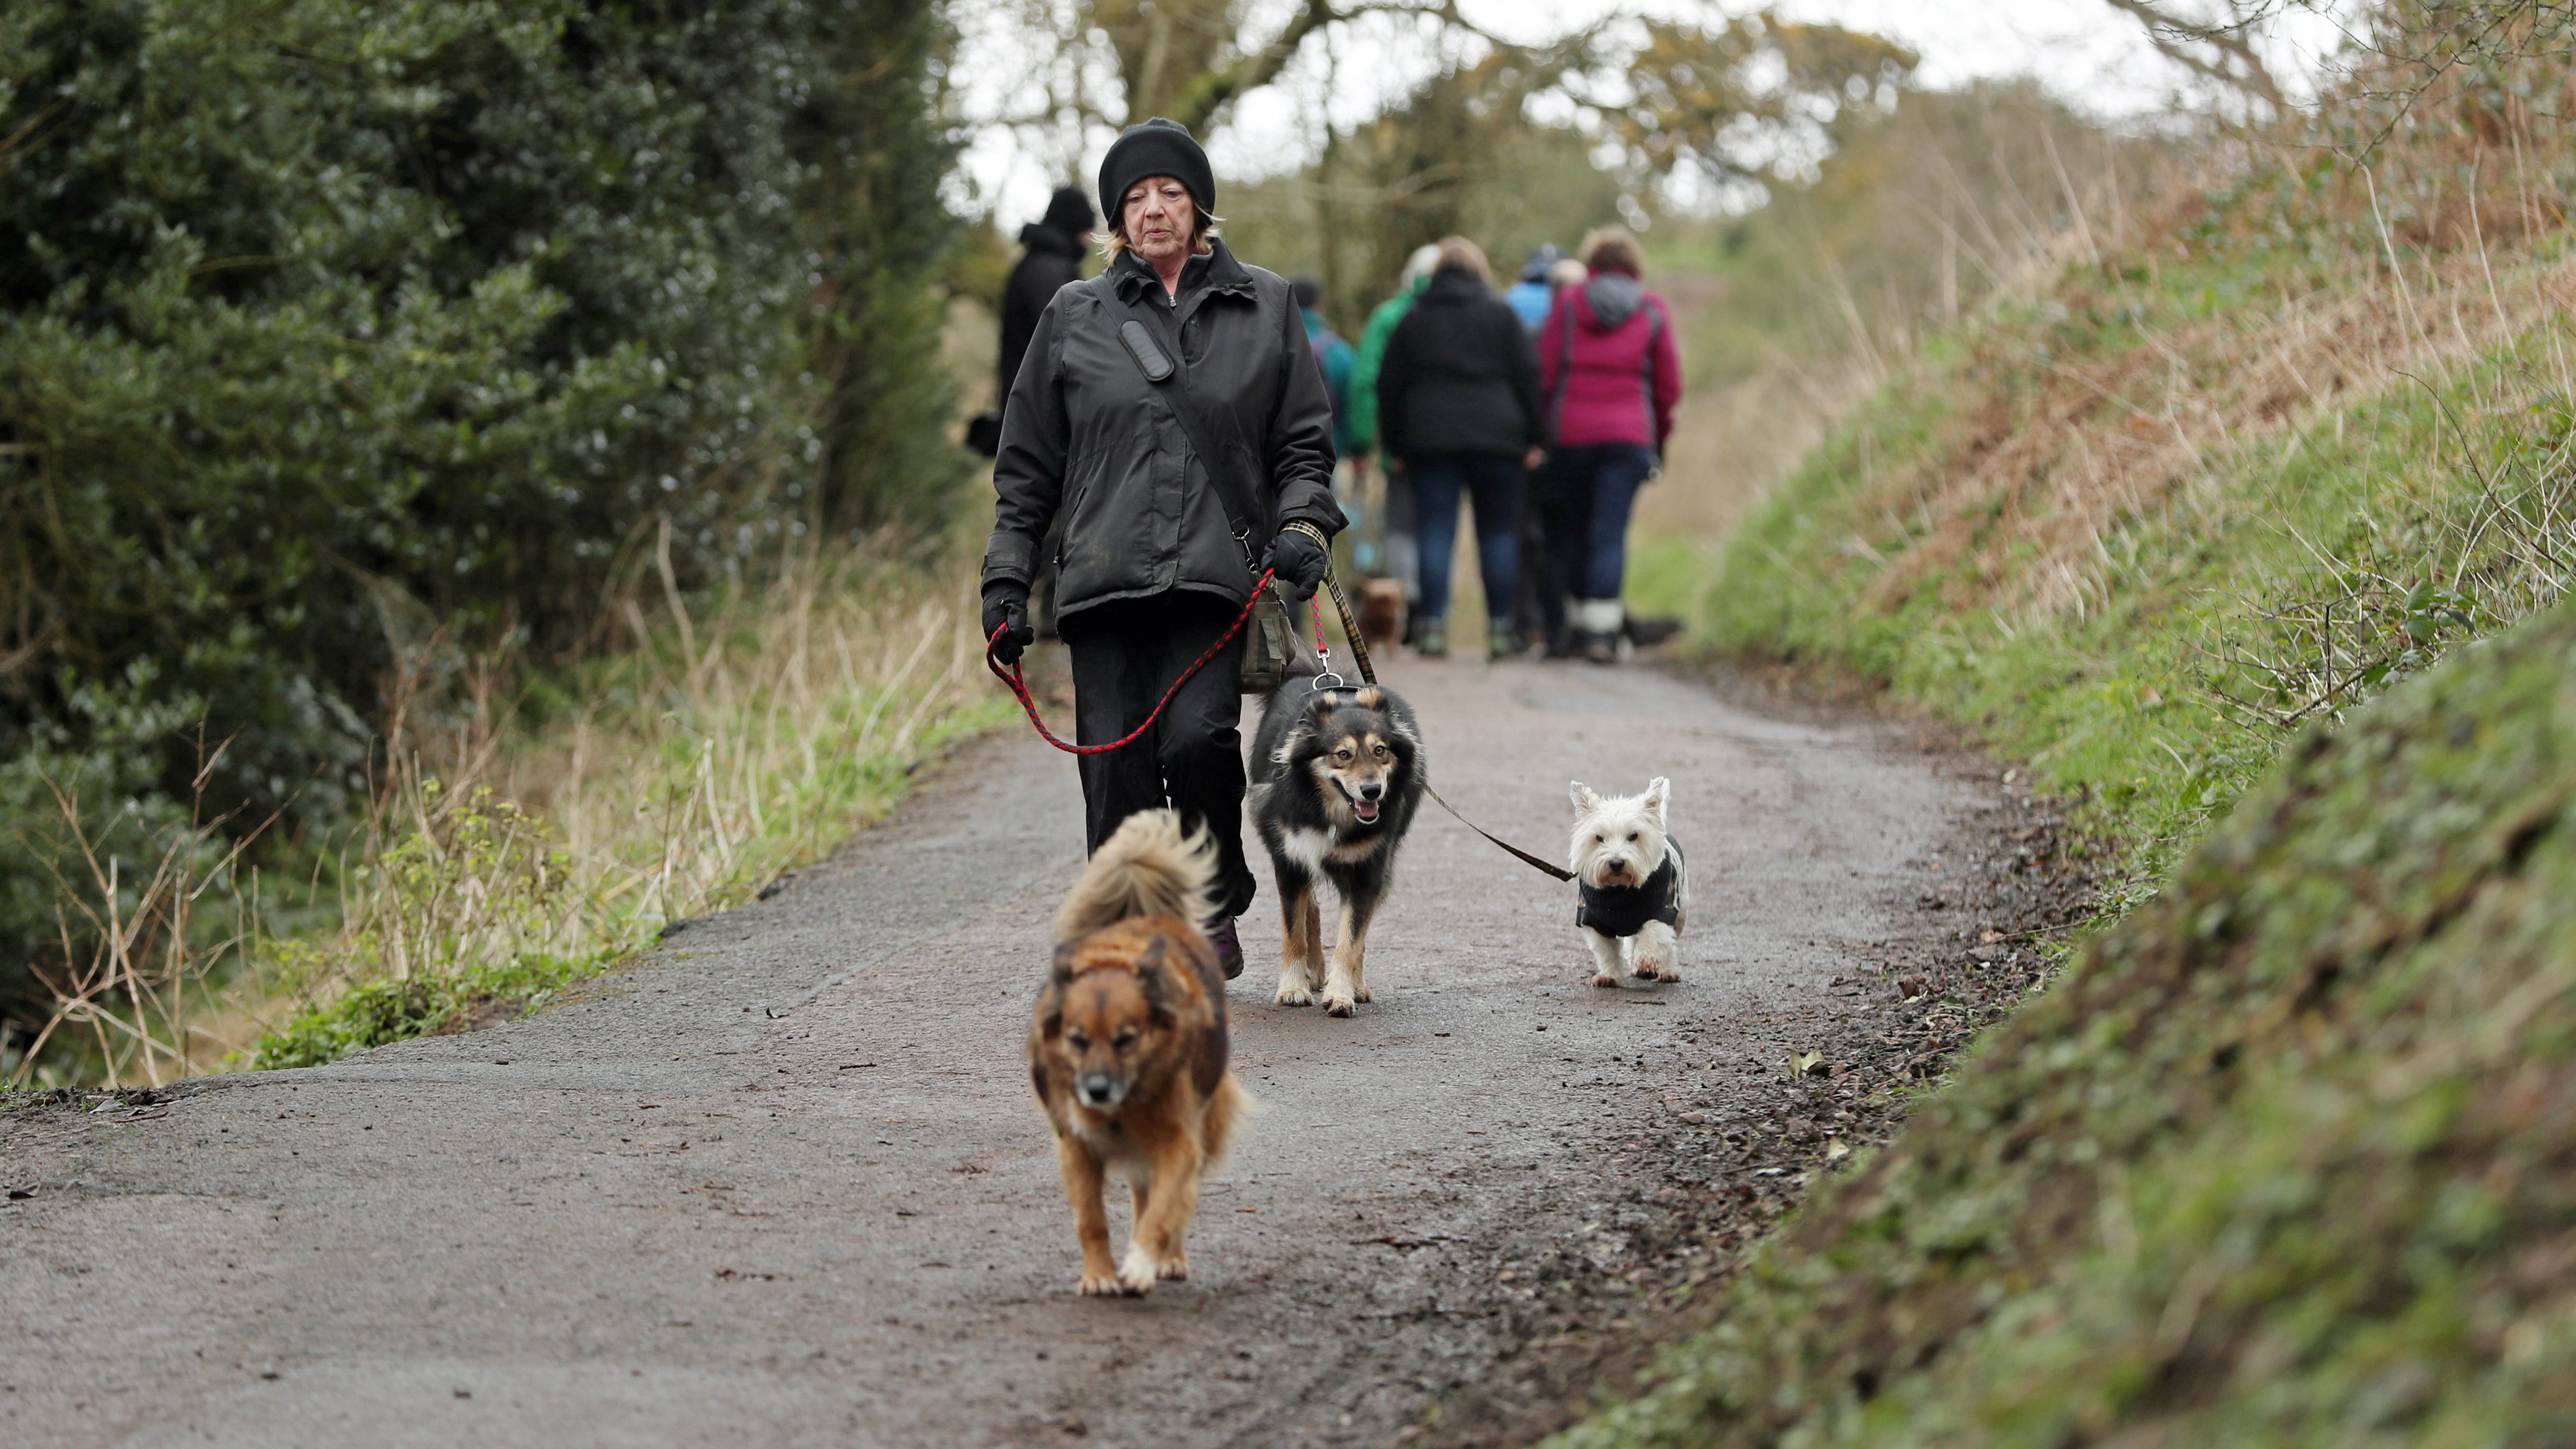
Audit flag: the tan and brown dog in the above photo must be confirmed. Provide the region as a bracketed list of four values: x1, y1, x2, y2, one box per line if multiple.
[1030, 810, 1248, 1295]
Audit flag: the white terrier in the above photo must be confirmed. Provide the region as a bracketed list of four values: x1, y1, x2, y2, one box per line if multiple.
[1568, 778, 1688, 988]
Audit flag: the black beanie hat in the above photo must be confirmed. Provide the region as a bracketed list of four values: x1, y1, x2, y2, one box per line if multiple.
[1098, 117, 1215, 231]
[1040, 186, 1095, 235]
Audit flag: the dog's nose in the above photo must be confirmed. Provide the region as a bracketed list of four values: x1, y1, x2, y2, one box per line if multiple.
[1358, 781, 1384, 801]
[1076, 1073, 1119, 1106]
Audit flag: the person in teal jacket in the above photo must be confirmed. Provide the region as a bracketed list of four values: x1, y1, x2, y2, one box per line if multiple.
[1347, 244, 1442, 626]
[1292, 275, 1358, 458]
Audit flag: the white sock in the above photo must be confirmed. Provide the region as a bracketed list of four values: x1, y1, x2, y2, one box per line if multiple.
[1573, 599, 1624, 632]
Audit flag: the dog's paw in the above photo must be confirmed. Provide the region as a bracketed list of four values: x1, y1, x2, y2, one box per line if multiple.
[1630, 964, 1663, 982]
[1117, 1246, 1158, 1295]
[1352, 983, 1374, 1003]
[1275, 981, 1314, 1007]
[1156, 1256, 1190, 1282]
[1078, 1271, 1127, 1297]
[1322, 992, 1356, 1017]
[1591, 973, 1619, 989]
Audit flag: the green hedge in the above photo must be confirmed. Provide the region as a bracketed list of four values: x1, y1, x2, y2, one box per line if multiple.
[0, 0, 967, 1028]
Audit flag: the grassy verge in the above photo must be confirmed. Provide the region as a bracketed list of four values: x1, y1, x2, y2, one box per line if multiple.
[249, 543, 1009, 1069]
[5, 543, 1009, 1084]
[1555, 27, 2576, 1448]
[1694, 205, 2573, 904]
[1563, 590, 2576, 1448]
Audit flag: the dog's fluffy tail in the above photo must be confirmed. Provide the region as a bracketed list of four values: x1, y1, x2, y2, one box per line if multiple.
[1055, 809, 1218, 942]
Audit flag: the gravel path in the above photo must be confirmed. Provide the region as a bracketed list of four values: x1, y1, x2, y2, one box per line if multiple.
[3, 655, 1988, 1449]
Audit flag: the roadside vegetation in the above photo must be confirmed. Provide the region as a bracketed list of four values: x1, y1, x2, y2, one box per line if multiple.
[1561, 3, 2576, 1442]
[1, 0, 982, 1085]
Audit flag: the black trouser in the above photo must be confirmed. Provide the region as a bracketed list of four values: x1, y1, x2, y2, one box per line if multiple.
[1060, 593, 1258, 918]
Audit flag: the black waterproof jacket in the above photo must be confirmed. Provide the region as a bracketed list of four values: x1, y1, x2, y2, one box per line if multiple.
[1376, 266, 1545, 461]
[983, 238, 1342, 620]
[997, 222, 1086, 405]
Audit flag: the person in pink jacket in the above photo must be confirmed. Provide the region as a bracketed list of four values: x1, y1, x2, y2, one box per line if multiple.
[1534, 227, 1683, 662]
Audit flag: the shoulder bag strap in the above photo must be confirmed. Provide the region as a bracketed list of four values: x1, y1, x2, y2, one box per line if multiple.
[1546, 294, 1576, 447]
[1639, 301, 1665, 453]
[1089, 270, 1267, 571]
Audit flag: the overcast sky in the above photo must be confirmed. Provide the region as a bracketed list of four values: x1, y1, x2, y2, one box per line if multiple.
[954, 0, 2352, 226]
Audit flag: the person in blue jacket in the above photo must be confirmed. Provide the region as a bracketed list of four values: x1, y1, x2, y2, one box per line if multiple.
[1505, 244, 1565, 331]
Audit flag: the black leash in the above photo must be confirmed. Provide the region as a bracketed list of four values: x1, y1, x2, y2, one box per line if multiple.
[1422, 784, 1576, 882]
[1314, 566, 1576, 884]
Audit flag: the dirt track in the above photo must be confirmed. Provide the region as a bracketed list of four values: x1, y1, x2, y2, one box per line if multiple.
[3, 654, 2002, 1448]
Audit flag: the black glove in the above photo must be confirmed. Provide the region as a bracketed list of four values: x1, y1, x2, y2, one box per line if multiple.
[1262, 526, 1331, 603]
[981, 582, 1033, 665]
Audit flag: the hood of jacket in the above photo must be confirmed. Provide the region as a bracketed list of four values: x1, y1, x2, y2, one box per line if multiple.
[1106, 236, 1256, 305]
[1419, 266, 1493, 306]
[1581, 271, 1645, 330]
[1018, 221, 1087, 257]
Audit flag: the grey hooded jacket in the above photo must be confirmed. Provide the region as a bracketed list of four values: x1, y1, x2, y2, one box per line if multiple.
[981, 238, 1341, 619]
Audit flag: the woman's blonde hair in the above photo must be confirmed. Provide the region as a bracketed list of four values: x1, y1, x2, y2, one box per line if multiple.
[1100, 176, 1222, 259]
[1577, 226, 1644, 278]
[1433, 235, 1491, 284]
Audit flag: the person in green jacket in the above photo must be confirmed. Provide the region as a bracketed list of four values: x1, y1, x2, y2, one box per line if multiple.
[1348, 244, 1441, 457]
[1348, 244, 1442, 629]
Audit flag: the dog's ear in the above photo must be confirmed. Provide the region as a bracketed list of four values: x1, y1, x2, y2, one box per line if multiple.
[1050, 940, 1079, 987]
[1134, 936, 1177, 1026]
[1643, 777, 1669, 824]
[1570, 780, 1601, 814]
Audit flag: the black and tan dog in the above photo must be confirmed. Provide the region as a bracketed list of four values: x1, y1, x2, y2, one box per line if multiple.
[1247, 679, 1427, 1016]
[1031, 809, 1247, 1296]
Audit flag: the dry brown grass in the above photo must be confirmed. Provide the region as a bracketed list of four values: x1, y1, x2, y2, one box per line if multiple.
[1861, 183, 2576, 643]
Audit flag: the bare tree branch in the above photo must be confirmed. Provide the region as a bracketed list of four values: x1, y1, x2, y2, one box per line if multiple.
[2100, 0, 2286, 109]
[1166, 0, 1470, 135]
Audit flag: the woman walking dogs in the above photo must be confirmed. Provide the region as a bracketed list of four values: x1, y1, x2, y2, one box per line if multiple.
[981, 118, 1342, 979]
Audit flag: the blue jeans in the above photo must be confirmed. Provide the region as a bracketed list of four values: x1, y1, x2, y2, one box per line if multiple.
[1543, 444, 1655, 600]
[1407, 452, 1523, 625]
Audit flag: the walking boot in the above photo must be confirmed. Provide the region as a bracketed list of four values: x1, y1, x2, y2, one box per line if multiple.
[1572, 600, 1624, 664]
[1416, 618, 1449, 658]
[1204, 913, 1245, 980]
[1488, 619, 1526, 661]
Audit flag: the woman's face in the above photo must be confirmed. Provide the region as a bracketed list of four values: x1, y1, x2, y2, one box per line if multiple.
[1121, 176, 1194, 265]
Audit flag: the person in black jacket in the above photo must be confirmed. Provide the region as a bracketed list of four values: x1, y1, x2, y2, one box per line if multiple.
[997, 187, 1094, 409]
[980, 118, 1341, 978]
[1375, 236, 1545, 659]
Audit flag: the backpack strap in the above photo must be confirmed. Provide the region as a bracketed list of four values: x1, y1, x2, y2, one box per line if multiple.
[1090, 269, 1267, 572]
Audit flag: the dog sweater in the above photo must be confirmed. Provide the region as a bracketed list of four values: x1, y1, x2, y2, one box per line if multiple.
[1576, 838, 1683, 938]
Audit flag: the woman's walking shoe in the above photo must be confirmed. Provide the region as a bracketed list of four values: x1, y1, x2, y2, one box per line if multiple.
[1415, 618, 1450, 658]
[1205, 913, 1245, 979]
[1570, 599, 1626, 663]
[1488, 620, 1526, 660]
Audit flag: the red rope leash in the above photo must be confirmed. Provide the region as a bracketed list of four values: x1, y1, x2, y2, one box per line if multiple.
[985, 568, 1280, 755]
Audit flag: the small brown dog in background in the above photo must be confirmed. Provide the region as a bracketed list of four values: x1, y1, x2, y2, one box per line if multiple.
[1030, 810, 1248, 1295]
[1356, 577, 1407, 653]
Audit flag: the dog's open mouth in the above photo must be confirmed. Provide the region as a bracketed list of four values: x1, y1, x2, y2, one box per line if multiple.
[1352, 798, 1381, 823]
